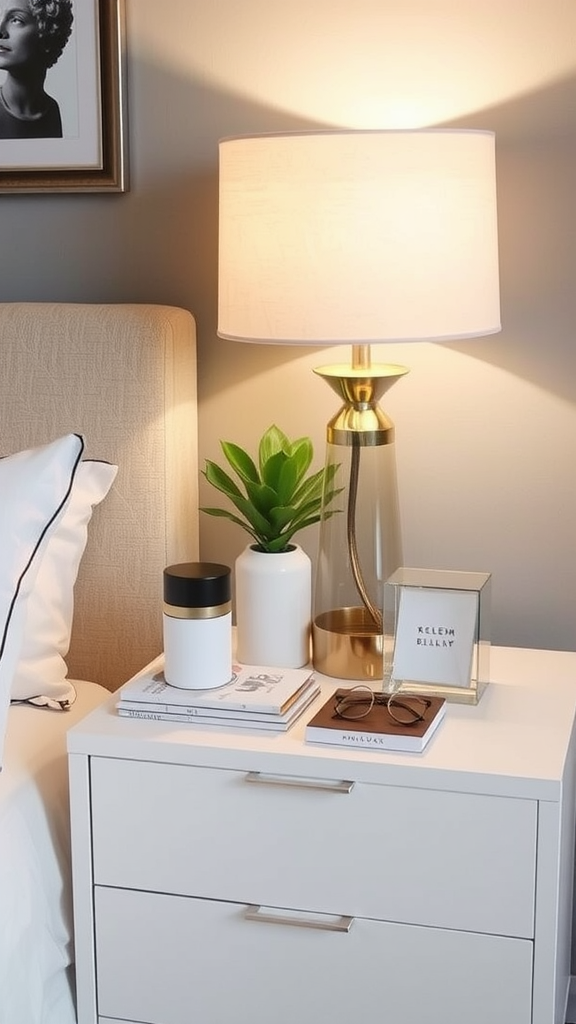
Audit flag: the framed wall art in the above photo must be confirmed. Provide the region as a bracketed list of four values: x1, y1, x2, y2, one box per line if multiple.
[384, 567, 491, 705]
[0, 0, 127, 193]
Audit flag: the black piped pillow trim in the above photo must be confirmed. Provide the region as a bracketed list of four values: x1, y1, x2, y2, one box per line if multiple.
[0, 434, 85, 663]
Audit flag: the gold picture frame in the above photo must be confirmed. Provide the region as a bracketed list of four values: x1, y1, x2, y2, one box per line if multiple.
[0, 0, 127, 193]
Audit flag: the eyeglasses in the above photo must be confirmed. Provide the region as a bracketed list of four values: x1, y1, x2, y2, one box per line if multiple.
[333, 685, 432, 726]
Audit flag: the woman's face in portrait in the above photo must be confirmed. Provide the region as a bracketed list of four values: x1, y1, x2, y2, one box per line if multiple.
[0, 4, 43, 73]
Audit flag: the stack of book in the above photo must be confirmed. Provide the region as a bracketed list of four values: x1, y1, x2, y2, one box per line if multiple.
[116, 659, 319, 732]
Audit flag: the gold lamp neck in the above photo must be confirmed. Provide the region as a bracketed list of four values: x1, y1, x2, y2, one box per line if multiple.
[352, 344, 372, 370]
[313, 346, 409, 447]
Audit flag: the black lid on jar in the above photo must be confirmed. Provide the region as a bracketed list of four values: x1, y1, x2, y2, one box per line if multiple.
[164, 562, 231, 608]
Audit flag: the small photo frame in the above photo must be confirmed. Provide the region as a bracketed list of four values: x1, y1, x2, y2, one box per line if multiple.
[384, 568, 491, 705]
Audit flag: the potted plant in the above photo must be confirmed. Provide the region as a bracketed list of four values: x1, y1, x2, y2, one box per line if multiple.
[201, 425, 340, 667]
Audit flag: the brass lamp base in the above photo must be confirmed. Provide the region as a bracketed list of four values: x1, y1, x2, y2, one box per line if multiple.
[313, 607, 383, 681]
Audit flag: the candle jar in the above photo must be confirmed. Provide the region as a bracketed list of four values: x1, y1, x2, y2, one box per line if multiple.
[163, 562, 232, 690]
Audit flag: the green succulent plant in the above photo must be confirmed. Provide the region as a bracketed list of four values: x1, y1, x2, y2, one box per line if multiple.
[201, 424, 341, 554]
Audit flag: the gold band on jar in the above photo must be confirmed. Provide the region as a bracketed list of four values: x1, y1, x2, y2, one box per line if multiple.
[163, 601, 232, 620]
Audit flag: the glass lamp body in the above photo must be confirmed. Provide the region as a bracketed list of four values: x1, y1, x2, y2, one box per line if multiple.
[312, 366, 405, 682]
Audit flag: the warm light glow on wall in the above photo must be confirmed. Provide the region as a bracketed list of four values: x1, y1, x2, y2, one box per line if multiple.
[136, 1, 576, 127]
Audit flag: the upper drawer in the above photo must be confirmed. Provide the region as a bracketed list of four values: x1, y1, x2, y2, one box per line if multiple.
[90, 756, 537, 938]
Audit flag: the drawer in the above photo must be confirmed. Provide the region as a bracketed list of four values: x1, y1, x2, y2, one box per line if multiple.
[94, 886, 533, 1024]
[90, 756, 537, 937]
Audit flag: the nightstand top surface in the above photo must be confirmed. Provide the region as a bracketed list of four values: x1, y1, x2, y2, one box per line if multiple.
[68, 646, 576, 799]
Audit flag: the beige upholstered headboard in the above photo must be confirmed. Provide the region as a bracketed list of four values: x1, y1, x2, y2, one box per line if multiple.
[0, 303, 199, 691]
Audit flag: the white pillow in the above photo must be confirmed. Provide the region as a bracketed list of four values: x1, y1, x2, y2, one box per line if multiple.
[11, 460, 118, 708]
[0, 434, 84, 768]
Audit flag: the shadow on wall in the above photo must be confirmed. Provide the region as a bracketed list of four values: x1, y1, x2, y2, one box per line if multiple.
[442, 73, 576, 405]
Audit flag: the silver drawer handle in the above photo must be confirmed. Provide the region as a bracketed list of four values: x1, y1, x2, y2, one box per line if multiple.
[245, 905, 354, 933]
[245, 770, 354, 794]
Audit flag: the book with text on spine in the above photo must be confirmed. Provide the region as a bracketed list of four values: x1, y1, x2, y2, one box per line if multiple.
[305, 689, 446, 753]
[117, 679, 320, 732]
[117, 656, 316, 715]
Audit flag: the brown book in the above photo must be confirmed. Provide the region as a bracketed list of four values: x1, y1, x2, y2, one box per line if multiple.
[305, 689, 446, 753]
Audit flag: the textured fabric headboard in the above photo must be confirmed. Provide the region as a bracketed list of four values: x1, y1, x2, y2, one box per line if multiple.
[0, 303, 199, 691]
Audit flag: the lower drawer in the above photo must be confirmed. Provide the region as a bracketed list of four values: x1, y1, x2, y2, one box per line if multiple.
[94, 886, 533, 1024]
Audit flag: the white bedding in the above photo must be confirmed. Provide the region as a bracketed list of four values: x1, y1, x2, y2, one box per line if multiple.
[0, 682, 109, 1024]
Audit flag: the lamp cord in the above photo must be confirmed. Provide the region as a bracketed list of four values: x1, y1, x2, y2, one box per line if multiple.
[347, 440, 383, 633]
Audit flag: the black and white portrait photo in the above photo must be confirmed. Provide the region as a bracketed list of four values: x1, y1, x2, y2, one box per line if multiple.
[0, 0, 126, 193]
[0, 1, 74, 140]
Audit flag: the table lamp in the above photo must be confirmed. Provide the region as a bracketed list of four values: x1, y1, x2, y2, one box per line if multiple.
[218, 129, 500, 679]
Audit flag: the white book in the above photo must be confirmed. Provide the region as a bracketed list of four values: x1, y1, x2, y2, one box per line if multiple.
[118, 678, 319, 723]
[117, 681, 321, 732]
[118, 657, 315, 715]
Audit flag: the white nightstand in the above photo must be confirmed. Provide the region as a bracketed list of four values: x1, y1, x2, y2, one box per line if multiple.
[68, 646, 576, 1024]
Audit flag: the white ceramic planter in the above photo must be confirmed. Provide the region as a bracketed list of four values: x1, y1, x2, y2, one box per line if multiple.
[235, 544, 312, 668]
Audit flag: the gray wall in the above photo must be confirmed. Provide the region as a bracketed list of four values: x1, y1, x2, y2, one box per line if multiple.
[2, 0, 575, 653]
